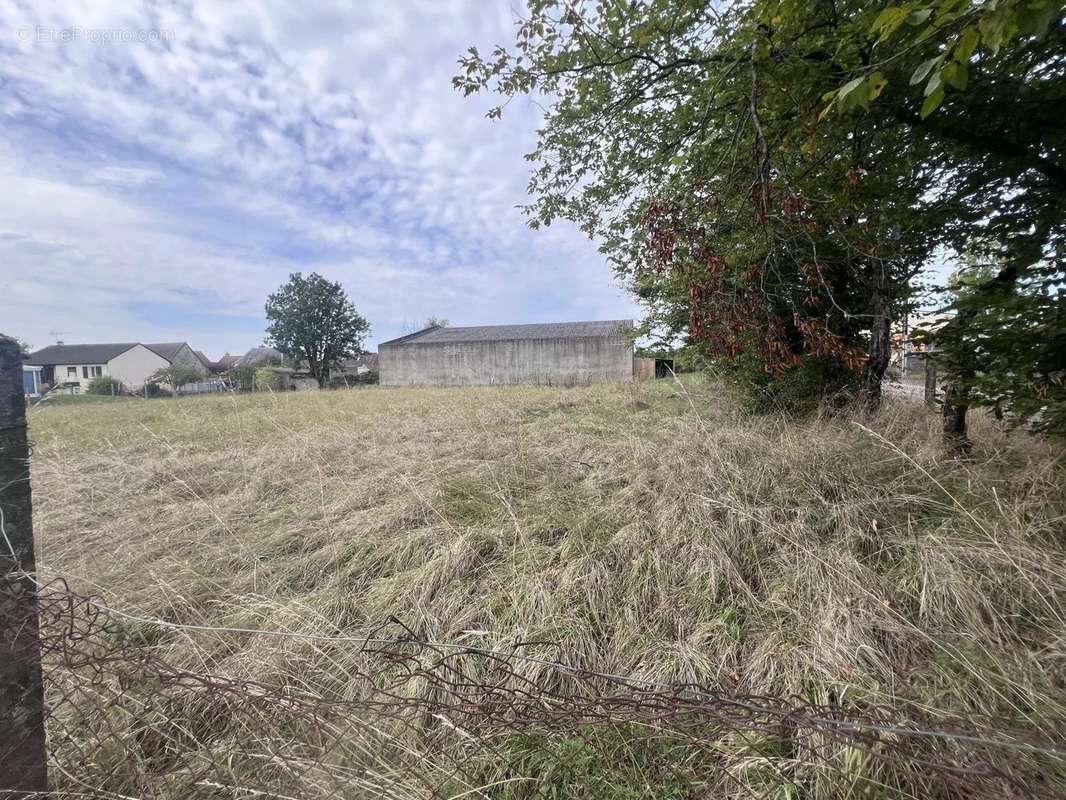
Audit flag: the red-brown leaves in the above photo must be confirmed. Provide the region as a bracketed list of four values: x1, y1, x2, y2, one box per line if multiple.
[642, 197, 865, 376]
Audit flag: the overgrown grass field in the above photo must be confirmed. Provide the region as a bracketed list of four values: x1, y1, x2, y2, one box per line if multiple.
[27, 377, 1066, 798]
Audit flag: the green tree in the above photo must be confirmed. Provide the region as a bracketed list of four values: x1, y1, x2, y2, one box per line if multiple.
[265, 272, 370, 388]
[932, 247, 1065, 443]
[148, 364, 203, 391]
[456, 0, 1064, 433]
[456, 0, 945, 412]
[822, 0, 1066, 440]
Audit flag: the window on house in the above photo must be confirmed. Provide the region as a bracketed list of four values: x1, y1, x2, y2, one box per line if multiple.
[67, 366, 77, 378]
[82, 366, 89, 379]
[91, 366, 102, 377]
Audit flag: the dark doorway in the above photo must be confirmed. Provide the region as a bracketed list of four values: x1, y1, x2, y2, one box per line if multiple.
[654, 359, 675, 379]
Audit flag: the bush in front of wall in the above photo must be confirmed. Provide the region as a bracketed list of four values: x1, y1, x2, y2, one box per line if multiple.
[86, 375, 124, 396]
[254, 367, 285, 391]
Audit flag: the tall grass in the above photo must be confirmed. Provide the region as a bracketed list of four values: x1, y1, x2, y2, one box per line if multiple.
[27, 378, 1066, 797]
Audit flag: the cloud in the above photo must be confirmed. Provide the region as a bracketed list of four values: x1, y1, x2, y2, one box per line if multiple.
[0, 1, 639, 357]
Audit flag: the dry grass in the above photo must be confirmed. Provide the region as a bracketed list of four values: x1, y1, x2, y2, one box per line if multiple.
[27, 377, 1066, 797]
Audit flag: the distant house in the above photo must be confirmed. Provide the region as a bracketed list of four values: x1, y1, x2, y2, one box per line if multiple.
[25, 340, 209, 394]
[193, 350, 214, 372]
[211, 353, 241, 373]
[25, 343, 171, 393]
[238, 346, 287, 367]
[146, 343, 210, 376]
[379, 320, 633, 387]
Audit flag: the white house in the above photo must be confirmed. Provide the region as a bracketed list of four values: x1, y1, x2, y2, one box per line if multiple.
[24, 342, 205, 393]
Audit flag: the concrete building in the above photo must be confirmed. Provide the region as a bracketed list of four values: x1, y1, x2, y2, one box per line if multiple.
[379, 320, 633, 387]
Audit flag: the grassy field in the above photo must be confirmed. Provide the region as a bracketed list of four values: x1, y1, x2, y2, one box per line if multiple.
[26, 377, 1066, 798]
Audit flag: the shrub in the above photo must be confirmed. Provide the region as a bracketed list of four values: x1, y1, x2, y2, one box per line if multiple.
[86, 375, 124, 396]
[254, 367, 285, 391]
[227, 354, 284, 392]
[724, 356, 856, 416]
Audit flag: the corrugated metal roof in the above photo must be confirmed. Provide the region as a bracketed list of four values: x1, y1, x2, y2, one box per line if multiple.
[381, 320, 632, 346]
[25, 343, 140, 366]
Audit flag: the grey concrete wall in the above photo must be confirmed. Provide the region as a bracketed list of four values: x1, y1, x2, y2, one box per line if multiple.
[380, 336, 633, 387]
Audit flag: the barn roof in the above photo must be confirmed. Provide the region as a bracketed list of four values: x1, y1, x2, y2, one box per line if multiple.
[25, 343, 141, 366]
[381, 320, 632, 346]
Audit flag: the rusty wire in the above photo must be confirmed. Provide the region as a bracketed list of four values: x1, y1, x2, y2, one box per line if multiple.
[16, 578, 1065, 799]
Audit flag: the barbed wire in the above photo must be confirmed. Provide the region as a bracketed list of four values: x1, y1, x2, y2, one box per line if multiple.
[10, 575, 1062, 799]
[4, 507, 1064, 799]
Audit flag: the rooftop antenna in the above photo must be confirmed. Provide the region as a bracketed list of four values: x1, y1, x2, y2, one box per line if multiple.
[47, 329, 69, 345]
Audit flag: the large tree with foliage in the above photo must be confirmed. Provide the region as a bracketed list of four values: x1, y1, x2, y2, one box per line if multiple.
[265, 272, 370, 388]
[456, 0, 1064, 430]
[822, 0, 1066, 440]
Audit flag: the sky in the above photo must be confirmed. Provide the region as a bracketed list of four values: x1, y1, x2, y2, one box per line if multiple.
[0, 1, 640, 359]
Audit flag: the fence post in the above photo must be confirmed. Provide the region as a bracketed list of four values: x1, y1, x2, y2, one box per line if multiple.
[923, 349, 938, 407]
[0, 335, 49, 799]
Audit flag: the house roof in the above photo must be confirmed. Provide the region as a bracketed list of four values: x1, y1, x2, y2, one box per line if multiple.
[146, 342, 190, 361]
[214, 354, 240, 370]
[238, 346, 286, 366]
[25, 343, 140, 366]
[193, 350, 213, 369]
[380, 320, 632, 347]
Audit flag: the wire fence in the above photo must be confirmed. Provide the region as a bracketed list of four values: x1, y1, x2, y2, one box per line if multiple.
[11, 574, 1060, 800]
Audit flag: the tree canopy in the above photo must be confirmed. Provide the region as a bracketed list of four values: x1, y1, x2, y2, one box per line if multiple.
[265, 272, 370, 387]
[456, 0, 1065, 431]
[147, 363, 203, 390]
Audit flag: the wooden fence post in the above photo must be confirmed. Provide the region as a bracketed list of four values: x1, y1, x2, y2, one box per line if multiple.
[0, 335, 49, 799]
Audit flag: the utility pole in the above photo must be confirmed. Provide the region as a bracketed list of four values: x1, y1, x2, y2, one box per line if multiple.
[0, 335, 49, 799]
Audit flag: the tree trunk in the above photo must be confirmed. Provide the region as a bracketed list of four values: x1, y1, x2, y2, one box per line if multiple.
[942, 379, 971, 456]
[861, 276, 891, 412]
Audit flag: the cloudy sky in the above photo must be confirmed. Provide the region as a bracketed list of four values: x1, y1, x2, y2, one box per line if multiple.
[0, 1, 639, 358]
